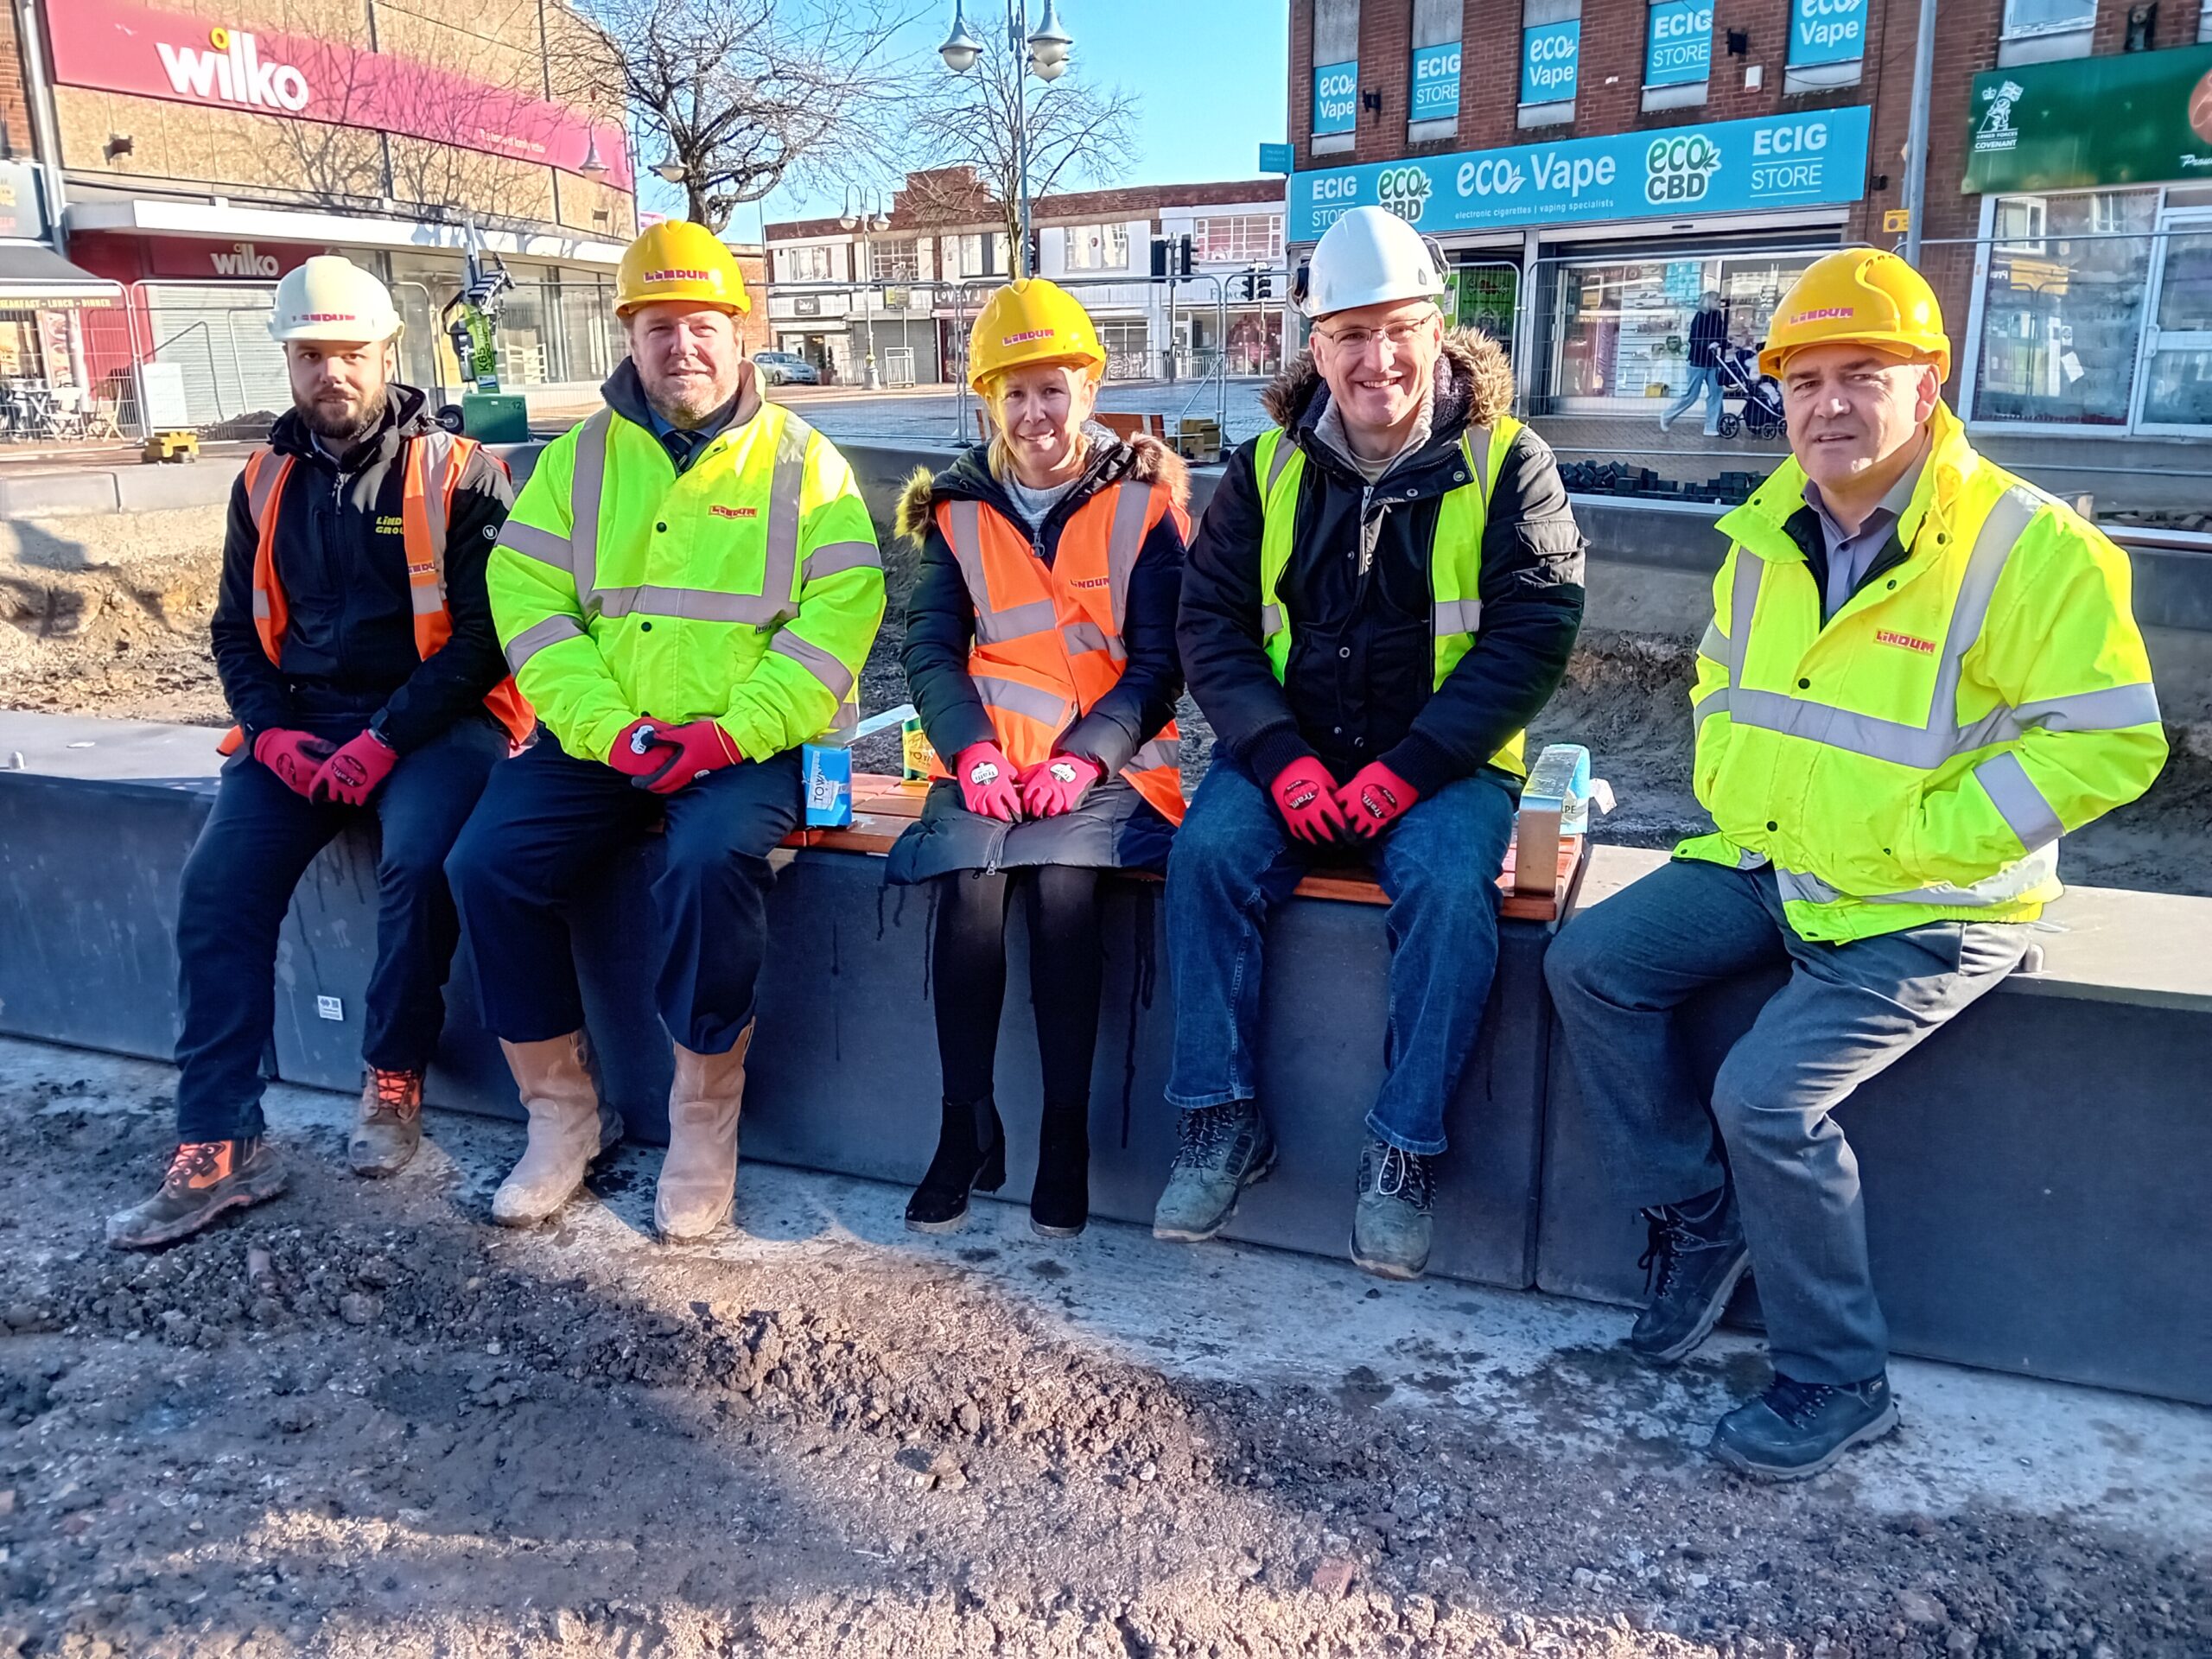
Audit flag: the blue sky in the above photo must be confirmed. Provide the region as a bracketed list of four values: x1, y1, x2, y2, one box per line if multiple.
[639, 0, 1292, 237]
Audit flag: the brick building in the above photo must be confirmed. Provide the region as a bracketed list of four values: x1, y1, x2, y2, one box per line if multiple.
[1289, 0, 2212, 441]
[764, 169, 1287, 386]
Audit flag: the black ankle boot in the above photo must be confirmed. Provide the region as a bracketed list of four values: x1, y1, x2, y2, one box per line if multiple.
[906, 1096, 1006, 1233]
[1030, 1098, 1090, 1238]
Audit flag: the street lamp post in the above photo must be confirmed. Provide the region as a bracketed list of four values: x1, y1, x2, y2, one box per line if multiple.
[939, 0, 1074, 280]
[842, 186, 893, 390]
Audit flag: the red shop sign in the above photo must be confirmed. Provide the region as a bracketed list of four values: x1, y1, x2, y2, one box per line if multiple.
[143, 237, 323, 282]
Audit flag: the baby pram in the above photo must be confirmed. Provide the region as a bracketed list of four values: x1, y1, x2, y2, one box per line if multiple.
[1715, 346, 1784, 440]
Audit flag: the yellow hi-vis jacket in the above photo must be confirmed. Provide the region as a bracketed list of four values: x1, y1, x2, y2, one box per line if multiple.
[1682, 402, 2166, 943]
[488, 401, 885, 763]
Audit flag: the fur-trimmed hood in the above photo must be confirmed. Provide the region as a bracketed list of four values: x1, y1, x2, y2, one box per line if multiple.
[894, 426, 1190, 546]
[1260, 327, 1514, 448]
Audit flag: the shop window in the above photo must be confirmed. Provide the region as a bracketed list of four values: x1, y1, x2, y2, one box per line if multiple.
[1520, 0, 1580, 128]
[1311, 0, 1360, 156]
[1064, 224, 1129, 272]
[1408, 0, 1462, 142]
[1783, 0, 1866, 93]
[1974, 188, 2157, 428]
[1643, 0, 1713, 112]
[1999, 0, 2096, 64]
[1191, 215, 1284, 264]
[1540, 253, 1822, 408]
[1096, 316, 1150, 380]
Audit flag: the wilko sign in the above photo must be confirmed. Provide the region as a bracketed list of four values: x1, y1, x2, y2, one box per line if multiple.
[157, 25, 310, 112]
[141, 236, 320, 282]
[44, 0, 632, 189]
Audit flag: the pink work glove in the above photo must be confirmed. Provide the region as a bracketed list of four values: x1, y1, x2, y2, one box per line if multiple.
[1018, 753, 1103, 818]
[1335, 760, 1420, 837]
[310, 730, 398, 806]
[252, 728, 335, 799]
[954, 741, 1021, 822]
[621, 719, 741, 795]
[1268, 755, 1348, 845]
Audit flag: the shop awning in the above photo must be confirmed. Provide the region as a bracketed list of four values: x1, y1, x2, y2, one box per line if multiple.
[0, 242, 123, 308]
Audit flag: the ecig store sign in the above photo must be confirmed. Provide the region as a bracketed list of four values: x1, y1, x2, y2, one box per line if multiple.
[1289, 107, 1871, 242]
[1965, 42, 2212, 192]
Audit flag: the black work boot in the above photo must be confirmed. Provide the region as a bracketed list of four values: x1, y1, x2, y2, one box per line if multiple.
[106, 1139, 288, 1250]
[1710, 1372, 1898, 1481]
[905, 1096, 1007, 1234]
[1030, 1098, 1089, 1239]
[1630, 1185, 1751, 1365]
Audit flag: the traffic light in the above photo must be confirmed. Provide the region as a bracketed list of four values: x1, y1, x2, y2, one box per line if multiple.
[1026, 227, 1042, 278]
[1152, 234, 1194, 278]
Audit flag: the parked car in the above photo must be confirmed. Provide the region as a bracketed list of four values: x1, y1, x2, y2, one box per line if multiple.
[753, 351, 822, 386]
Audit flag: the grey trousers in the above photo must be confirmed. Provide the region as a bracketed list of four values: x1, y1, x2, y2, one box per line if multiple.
[1544, 858, 2031, 1384]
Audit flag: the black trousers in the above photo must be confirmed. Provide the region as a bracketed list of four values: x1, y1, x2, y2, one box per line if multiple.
[931, 866, 1104, 1107]
[446, 734, 802, 1056]
[173, 715, 507, 1143]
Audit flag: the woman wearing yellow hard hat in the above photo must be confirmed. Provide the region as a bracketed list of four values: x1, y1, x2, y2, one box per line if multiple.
[887, 276, 1191, 1238]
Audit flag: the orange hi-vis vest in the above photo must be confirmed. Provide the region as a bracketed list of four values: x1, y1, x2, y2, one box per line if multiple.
[218, 430, 535, 753]
[933, 480, 1185, 825]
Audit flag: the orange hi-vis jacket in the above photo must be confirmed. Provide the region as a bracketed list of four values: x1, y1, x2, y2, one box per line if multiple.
[218, 429, 535, 753]
[933, 480, 1187, 824]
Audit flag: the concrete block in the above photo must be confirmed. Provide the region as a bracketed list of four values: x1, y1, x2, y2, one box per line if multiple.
[0, 471, 120, 518]
[112, 459, 247, 514]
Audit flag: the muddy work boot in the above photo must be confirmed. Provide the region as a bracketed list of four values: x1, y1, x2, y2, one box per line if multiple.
[1630, 1185, 1751, 1366]
[106, 1139, 287, 1250]
[1350, 1138, 1434, 1281]
[657, 1027, 753, 1242]
[1710, 1372, 1898, 1481]
[493, 1032, 621, 1227]
[1152, 1099, 1275, 1243]
[349, 1067, 424, 1178]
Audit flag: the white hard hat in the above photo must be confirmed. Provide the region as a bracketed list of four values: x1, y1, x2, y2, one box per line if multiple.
[1299, 206, 1446, 320]
[269, 256, 402, 344]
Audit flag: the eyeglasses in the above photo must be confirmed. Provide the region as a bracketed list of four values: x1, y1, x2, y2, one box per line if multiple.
[1314, 319, 1433, 353]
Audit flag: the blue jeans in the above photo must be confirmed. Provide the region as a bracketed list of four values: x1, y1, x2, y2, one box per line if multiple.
[1544, 857, 2031, 1383]
[1163, 757, 1515, 1156]
[1664, 363, 1725, 434]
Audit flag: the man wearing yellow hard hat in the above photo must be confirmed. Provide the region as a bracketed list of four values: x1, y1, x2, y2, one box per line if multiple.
[447, 220, 885, 1242]
[1547, 249, 2167, 1478]
[108, 256, 523, 1249]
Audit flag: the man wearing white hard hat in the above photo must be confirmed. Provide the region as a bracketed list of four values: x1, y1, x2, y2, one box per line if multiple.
[108, 255, 525, 1249]
[1162, 206, 1586, 1280]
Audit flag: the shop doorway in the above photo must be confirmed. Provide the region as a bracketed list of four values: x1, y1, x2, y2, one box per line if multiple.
[2131, 210, 2212, 433]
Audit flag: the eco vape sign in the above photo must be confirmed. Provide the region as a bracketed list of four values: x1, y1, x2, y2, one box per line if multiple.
[1520, 20, 1580, 105]
[157, 24, 311, 113]
[1790, 0, 1867, 68]
[1313, 60, 1357, 137]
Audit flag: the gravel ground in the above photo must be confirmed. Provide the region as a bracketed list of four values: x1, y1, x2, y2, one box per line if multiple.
[0, 1043, 2207, 1658]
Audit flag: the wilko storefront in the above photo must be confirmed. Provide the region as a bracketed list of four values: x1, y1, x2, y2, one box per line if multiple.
[32, 0, 639, 422]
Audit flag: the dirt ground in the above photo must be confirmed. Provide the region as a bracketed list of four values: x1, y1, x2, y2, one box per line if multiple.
[0, 1043, 2206, 1659]
[4, 511, 2208, 896]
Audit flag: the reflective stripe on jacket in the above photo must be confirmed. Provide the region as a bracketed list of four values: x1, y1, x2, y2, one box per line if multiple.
[932, 480, 1186, 824]
[220, 430, 533, 753]
[1681, 403, 2166, 942]
[487, 400, 885, 763]
[1252, 416, 1530, 779]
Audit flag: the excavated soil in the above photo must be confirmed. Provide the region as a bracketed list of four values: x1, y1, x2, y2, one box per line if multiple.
[0, 1054, 2207, 1658]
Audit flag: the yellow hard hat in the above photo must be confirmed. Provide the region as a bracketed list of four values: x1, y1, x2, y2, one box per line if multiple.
[614, 220, 750, 318]
[1759, 249, 1949, 382]
[966, 278, 1106, 392]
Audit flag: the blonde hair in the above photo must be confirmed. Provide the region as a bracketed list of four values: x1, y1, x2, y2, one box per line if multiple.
[979, 362, 1102, 484]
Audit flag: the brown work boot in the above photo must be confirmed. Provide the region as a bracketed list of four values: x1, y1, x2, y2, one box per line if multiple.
[655, 1026, 753, 1242]
[350, 1067, 424, 1178]
[493, 1032, 622, 1227]
[106, 1139, 287, 1250]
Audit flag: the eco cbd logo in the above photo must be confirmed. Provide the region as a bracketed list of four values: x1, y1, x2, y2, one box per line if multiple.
[1645, 132, 1721, 205]
[1376, 165, 1433, 226]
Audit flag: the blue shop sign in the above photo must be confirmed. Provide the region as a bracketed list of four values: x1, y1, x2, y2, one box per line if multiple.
[1411, 42, 1462, 122]
[1645, 0, 1713, 88]
[1789, 0, 1866, 66]
[1288, 105, 1871, 242]
[1520, 18, 1580, 105]
[1313, 60, 1358, 136]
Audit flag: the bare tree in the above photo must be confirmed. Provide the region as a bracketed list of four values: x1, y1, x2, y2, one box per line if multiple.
[563, 0, 919, 232]
[906, 46, 1141, 270]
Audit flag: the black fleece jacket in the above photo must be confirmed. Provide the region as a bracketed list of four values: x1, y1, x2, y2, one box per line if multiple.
[898, 430, 1187, 774]
[210, 383, 514, 753]
[1178, 332, 1586, 796]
